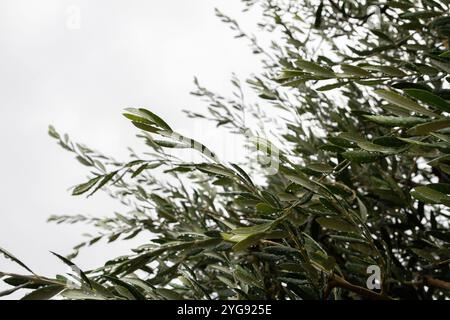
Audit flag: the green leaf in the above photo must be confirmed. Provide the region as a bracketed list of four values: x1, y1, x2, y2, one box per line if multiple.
[234, 266, 263, 289]
[259, 92, 278, 100]
[0, 283, 30, 298]
[372, 136, 406, 148]
[364, 65, 406, 77]
[103, 275, 146, 300]
[356, 141, 401, 154]
[427, 154, 450, 166]
[430, 16, 450, 28]
[21, 285, 64, 300]
[48, 125, 60, 139]
[440, 50, 450, 58]
[330, 235, 367, 244]
[61, 289, 107, 300]
[354, 79, 385, 86]
[337, 132, 365, 143]
[388, 1, 414, 9]
[431, 133, 450, 143]
[280, 79, 305, 87]
[316, 82, 346, 91]
[50, 252, 92, 289]
[411, 184, 450, 205]
[328, 136, 355, 147]
[155, 288, 184, 300]
[430, 57, 450, 73]
[221, 233, 248, 243]
[363, 115, 428, 127]
[153, 139, 190, 148]
[295, 59, 335, 77]
[401, 10, 442, 20]
[398, 137, 445, 148]
[72, 176, 102, 196]
[122, 113, 154, 126]
[196, 164, 235, 178]
[404, 89, 450, 113]
[230, 163, 255, 187]
[255, 203, 279, 214]
[302, 233, 334, 272]
[407, 119, 450, 135]
[232, 234, 263, 252]
[124, 108, 172, 131]
[349, 243, 378, 256]
[314, 1, 324, 28]
[306, 162, 333, 173]
[316, 217, 358, 233]
[374, 89, 439, 117]
[131, 163, 148, 178]
[88, 171, 118, 196]
[263, 230, 289, 240]
[286, 174, 320, 193]
[138, 108, 172, 131]
[0, 247, 34, 274]
[341, 150, 380, 163]
[411, 248, 436, 262]
[279, 69, 306, 78]
[232, 222, 272, 235]
[369, 29, 393, 43]
[0, 272, 59, 288]
[156, 131, 218, 162]
[357, 197, 368, 222]
[130, 121, 160, 133]
[75, 156, 93, 167]
[288, 210, 309, 227]
[340, 64, 372, 77]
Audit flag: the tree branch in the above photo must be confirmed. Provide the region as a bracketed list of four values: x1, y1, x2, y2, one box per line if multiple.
[423, 276, 450, 292]
[324, 274, 392, 300]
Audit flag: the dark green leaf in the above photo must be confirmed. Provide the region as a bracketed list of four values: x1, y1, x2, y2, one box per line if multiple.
[363, 115, 428, 127]
[404, 89, 450, 113]
[375, 89, 439, 117]
[0, 247, 34, 274]
[342, 150, 380, 163]
[316, 217, 358, 233]
[21, 285, 64, 300]
[295, 59, 335, 77]
[72, 176, 102, 196]
[407, 119, 450, 135]
[50, 252, 92, 289]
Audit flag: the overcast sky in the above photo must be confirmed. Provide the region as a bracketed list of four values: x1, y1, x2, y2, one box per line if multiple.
[0, 0, 263, 294]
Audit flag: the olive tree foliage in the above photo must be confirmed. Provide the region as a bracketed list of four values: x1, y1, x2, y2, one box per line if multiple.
[1, 0, 450, 300]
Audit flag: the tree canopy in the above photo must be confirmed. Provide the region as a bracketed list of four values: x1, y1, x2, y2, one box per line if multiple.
[1, 0, 450, 300]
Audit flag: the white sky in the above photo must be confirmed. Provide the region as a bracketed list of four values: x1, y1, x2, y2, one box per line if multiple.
[0, 0, 263, 295]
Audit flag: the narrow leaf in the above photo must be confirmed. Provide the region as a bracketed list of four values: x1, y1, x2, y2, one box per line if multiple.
[375, 89, 439, 118]
[404, 89, 450, 113]
[407, 119, 450, 135]
[0, 247, 34, 274]
[21, 285, 64, 300]
[316, 217, 358, 233]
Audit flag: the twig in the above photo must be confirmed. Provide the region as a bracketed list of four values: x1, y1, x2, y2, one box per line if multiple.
[423, 276, 450, 292]
[324, 274, 392, 300]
